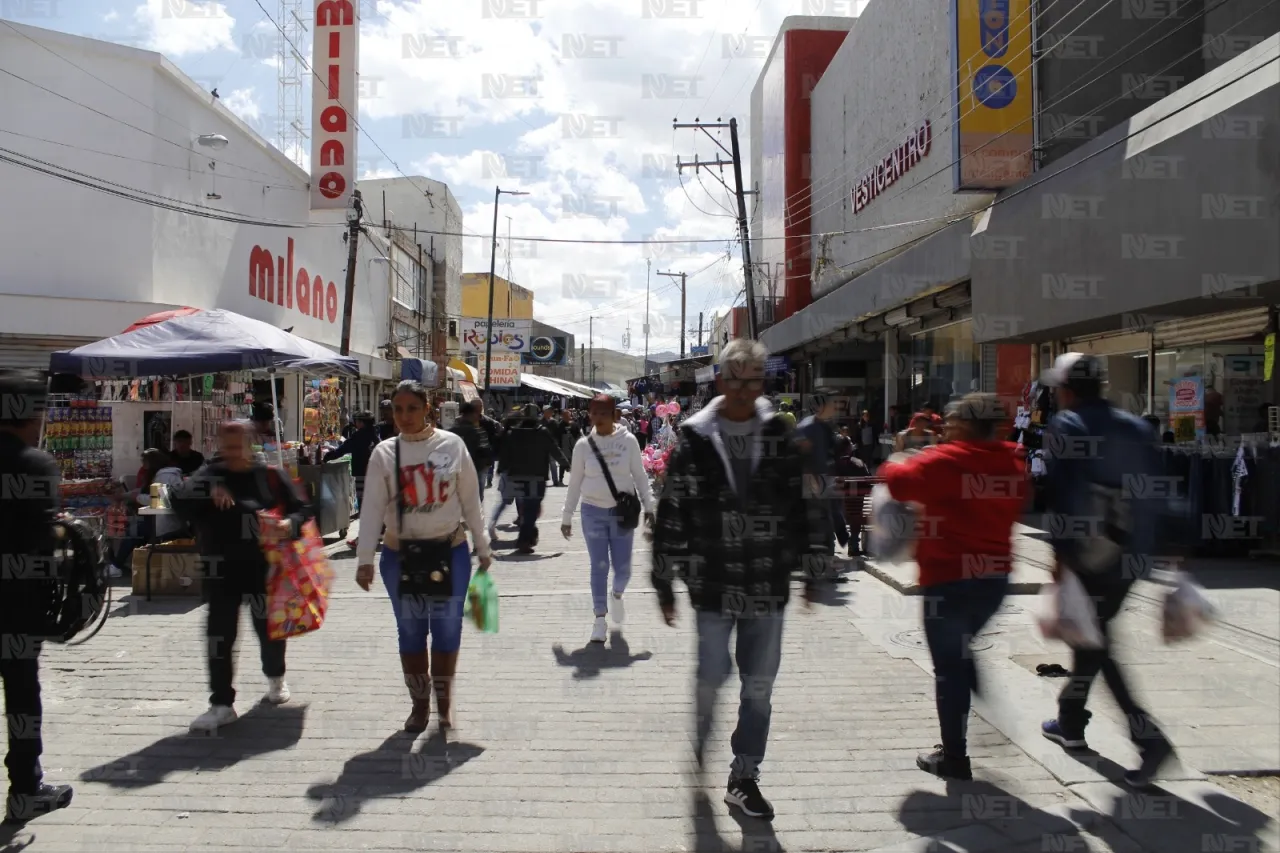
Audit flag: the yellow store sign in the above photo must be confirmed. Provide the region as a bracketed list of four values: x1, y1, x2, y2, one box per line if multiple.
[953, 0, 1035, 190]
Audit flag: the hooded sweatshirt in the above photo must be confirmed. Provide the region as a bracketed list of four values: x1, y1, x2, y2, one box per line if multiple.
[880, 439, 1026, 588]
[561, 426, 656, 526]
[356, 427, 491, 566]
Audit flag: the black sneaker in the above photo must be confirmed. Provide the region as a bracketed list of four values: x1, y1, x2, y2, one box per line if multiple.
[5, 783, 73, 824]
[916, 747, 972, 781]
[1124, 737, 1175, 788]
[724, 779, 774, 819]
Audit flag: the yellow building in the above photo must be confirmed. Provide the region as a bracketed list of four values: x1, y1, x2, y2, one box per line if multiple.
[460, 273, 534, 320]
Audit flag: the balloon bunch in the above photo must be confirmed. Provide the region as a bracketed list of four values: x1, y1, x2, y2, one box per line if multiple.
[641, 442, 671, 476]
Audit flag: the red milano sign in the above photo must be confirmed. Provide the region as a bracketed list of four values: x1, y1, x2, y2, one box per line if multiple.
[852, 120, 933, 215]
[249, 238, 340, 324]
[309, 0, 359, 210]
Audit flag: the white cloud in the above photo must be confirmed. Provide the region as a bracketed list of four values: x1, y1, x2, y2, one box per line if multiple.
[103, 9, 120, 22]
[221, 87, 260, 121]
[133, 0, 236, 57]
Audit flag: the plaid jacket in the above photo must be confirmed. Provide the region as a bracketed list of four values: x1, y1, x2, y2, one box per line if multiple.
[651, 397, 828, 616]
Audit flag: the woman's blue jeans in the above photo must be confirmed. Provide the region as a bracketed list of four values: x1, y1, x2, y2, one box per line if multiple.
[379, 543, 473, 653]
[581, 502, 634, 615]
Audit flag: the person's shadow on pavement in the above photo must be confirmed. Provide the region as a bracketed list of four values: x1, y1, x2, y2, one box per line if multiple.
[79, 703, 307, 788]
[306, 730, 484, 824]
[552, 631, 653, 680]
[690, 790, 784, 853]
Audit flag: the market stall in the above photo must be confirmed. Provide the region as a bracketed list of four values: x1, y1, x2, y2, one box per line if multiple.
[49, 309, 360, 555]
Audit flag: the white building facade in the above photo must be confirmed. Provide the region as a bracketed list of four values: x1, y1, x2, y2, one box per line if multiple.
[0, 22, 456, 402]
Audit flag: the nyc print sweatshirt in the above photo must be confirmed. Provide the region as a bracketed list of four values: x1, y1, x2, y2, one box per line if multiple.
[561, 427, 656, 527]
[357, 428, 491, 565]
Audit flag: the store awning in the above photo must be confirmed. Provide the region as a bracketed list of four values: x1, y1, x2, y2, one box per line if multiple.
[448, 358, 478, 384]
[520, 373, 590, 398]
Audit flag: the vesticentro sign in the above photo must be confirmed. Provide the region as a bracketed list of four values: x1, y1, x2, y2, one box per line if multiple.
[310, 0, 359, 210]
[852, 120, 932, 214]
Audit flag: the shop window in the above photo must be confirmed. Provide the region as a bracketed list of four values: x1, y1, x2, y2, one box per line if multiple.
[1151, 338, 1268, 437]
[909, 320, 981, 412]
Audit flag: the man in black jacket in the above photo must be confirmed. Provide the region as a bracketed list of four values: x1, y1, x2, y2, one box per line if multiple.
[477, 400, 503, 489]
[652, 341, 827, 821]
[541, 405, 566, 486]
[0, 369, 74, 824]
[447, 401, 495, 502]
[499, 404, 569, 554]
[323, 411, 379, 516]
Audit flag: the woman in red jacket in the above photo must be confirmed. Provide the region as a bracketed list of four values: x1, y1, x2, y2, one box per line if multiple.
[880, 393, 1026, 781]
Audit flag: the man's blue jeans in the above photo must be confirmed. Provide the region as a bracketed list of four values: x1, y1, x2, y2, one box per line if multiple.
[695, 609, 785, 783]
[921, 575, 1010, 757]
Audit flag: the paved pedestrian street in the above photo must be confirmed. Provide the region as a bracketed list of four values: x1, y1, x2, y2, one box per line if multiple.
[4, 487, 1278, 852]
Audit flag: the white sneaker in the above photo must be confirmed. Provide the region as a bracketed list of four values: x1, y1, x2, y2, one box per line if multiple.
[189, 705, 237, 733]
[107, 564, 123, 579]
[266, 677, 291, 704]
[589, 616, 607, 643]
[610, 593, 626, 626]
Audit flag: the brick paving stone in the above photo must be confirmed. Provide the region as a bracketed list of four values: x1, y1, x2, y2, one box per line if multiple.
[1, 486, 1270, 852]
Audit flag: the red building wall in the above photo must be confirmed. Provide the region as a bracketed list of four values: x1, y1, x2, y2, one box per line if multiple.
[781, 30, 848, 321]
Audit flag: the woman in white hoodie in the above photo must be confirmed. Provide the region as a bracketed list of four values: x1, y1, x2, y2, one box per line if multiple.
[355, 380, 492, 734]
[561, 393, 656, 643]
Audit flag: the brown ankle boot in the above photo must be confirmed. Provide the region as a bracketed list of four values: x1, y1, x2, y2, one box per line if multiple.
[400, 651, 430, 733]
[431, 650, 459, 730]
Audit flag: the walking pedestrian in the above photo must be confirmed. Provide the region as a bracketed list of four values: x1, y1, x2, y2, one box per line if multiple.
[355, 381, 492, 733]
[0, 369, 73, 824]
[171, 420, 312, 733]
[498, 404, 569, 554]
[796, 395, 850, 571]
[446, 401, 495, 504]
[562, 394, 656, 644]
[559, 408, 581, 474]
[879, 394, 1026, 780]
[652, 340, 826, 820]
[376, 399, 397, 441]
[1037, 354, 1176, 787]
[542, 406, 566, 487]
[854, 409, 881, 470]
[893, 412, 939, 453]
[477, 400, 503, 489]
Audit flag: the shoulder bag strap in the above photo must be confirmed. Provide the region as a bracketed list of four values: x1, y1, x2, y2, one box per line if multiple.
[586, 436, 623, 501]
[394, 436, 404, 537]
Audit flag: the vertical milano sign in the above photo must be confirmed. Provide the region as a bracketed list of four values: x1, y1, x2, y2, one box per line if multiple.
[310, 0, 359, 210]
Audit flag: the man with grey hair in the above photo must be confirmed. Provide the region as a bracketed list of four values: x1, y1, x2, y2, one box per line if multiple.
[652, 338, 827, 820]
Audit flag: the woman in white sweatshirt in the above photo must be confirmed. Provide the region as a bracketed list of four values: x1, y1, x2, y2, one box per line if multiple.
[355, 380, 492, 734]
[560, 393, 656, 643]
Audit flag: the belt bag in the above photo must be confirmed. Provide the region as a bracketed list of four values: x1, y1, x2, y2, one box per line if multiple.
[587, 436, 641, 530]
[394, 437, 456, 599]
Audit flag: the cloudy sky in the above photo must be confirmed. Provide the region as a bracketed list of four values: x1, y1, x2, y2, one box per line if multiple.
[23, 0, 869, 356]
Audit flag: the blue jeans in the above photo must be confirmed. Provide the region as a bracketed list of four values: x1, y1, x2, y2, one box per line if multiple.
[695, 610, 785, 783]
[581, 502, 634, 615]
[921, 575, 1010, 756]
[379, 544, 473, 653]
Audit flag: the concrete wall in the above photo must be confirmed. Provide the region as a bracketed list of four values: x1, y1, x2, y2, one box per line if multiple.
[0, 23, 392, 369]
[808, 0, 993, 298]
[971, 35, 1280, 343]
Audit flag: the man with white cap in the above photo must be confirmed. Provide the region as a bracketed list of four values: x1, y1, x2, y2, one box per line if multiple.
[1037, 352, 1176, 788]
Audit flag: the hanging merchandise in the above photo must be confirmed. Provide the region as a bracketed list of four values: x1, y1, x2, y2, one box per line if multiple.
[45, 393, 114, 480]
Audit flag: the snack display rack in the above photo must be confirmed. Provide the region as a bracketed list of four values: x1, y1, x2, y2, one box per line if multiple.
[303, 379, 344, 442]
[45, 393, 114, 480]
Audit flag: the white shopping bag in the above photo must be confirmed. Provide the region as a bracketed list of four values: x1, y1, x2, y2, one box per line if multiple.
[1162, 571, 1216, 643]
[868, 482, 917, 564]
[1038, 571, 1105, 650]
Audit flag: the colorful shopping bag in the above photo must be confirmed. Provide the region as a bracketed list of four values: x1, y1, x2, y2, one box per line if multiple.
[464, 571, 499, 633]
[260, 509, 335, 641]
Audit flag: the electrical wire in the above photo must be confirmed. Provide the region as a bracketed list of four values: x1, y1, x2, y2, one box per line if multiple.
[0, 21, 297, 184]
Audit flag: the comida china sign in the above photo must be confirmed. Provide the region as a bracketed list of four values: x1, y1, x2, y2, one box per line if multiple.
[310, 0, 359, 210]
[852, 121, 932, 214]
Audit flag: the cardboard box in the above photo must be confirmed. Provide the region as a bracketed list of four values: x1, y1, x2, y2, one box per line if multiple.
[131, 544, 202, 596]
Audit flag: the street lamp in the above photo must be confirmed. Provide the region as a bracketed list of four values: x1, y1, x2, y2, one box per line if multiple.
[484, 186, 529, 396]
[196, 133, 229, 150]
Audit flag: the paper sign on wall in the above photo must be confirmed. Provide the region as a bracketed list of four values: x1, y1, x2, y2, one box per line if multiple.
[1265, 333, 1275, 381]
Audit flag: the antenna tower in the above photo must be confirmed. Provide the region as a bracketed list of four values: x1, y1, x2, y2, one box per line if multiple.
[278, 0, 309, 168]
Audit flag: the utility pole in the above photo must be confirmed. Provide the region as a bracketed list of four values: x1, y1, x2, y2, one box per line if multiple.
[580, 343, 586, 383]
[484, 186, 528, 395]
[643, 259, 651, 378]
[697, 312, 703, 348]
[657, 270, 687, 359]
[588, 316, 594, 387]
[673, 118, 758, 340]
[339, 189, 363, 356]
